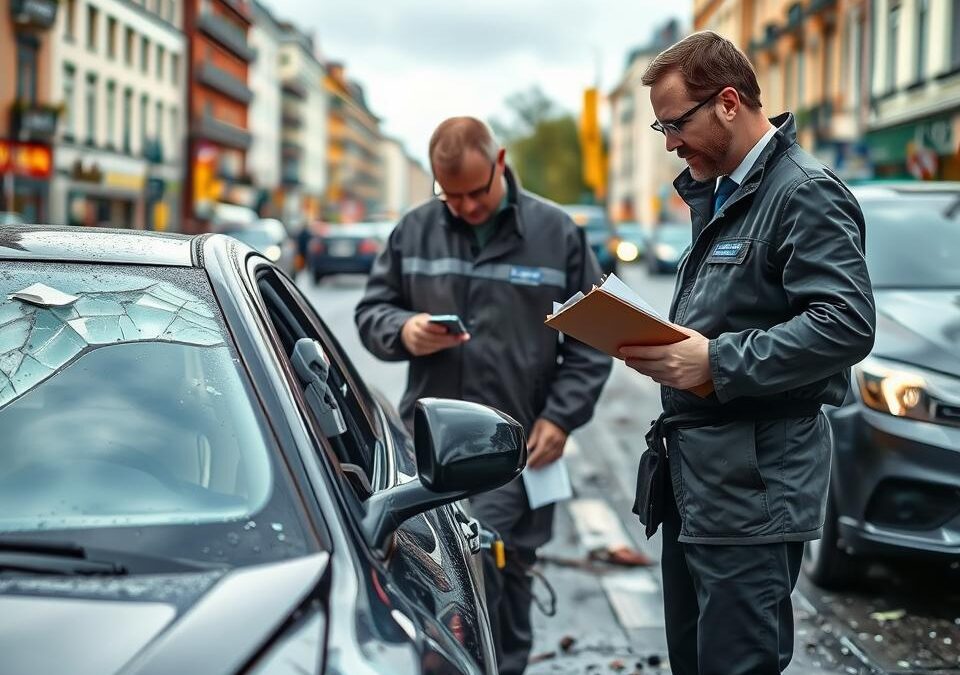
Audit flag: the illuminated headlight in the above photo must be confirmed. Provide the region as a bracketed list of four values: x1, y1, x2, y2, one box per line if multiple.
[616, 241, 639, 262]
[655, 243, 677, 260]
[264, 245, 282, 262]
[855, 355, 960, 425]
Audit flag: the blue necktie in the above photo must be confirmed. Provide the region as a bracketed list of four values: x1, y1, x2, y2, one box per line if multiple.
[713, 176, 738, 217]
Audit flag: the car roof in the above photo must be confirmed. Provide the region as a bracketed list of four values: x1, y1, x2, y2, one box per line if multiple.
[0, 224, 197, 266]
[851, 181, 960, 200]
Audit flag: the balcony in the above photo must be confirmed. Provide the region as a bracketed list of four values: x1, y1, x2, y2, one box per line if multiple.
[10, 0, 58, 30]
[196, 62, 253, 104]
[11, 102, 60, 140]
[195, 115, 252, 150]
[282, 79, 307, 101]
[197, 13, 257, 62]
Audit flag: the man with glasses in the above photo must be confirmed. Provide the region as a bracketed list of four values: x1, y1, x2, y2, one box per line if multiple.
[620, 32, 875, 674]
[356, 116, 612, 674]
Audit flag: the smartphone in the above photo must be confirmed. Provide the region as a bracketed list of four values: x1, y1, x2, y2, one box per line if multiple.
[428, 314, 467, 335]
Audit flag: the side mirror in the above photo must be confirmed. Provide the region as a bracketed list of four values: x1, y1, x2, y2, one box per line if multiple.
[362, 398, 526, 554]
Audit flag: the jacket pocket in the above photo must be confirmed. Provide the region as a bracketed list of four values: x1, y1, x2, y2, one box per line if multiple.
[675, 421, 772, 537]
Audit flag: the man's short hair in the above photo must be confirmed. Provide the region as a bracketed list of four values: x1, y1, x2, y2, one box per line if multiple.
[429, 117, 500, 174]
[641, 31, 762, 110]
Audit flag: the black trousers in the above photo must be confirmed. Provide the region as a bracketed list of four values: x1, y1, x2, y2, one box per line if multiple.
[661, 475, 804, 675]
[470, 478, 554, 675]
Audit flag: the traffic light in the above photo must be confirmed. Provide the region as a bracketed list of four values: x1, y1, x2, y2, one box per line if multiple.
[580, 88, 607, 202]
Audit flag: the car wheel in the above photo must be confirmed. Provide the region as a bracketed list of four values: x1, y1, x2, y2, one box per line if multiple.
[803, 488, 861, 590]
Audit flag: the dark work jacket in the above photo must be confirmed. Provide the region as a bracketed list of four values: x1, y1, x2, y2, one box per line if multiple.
[664, 113, 876, 544]
[354, 167, 612, 437]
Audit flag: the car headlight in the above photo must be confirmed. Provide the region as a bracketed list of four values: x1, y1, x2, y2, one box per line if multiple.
[855, 355, 960, 425]
[655, 243, 677, 260]
[264, 245, 282, 262]
[616, 241, 639, 262]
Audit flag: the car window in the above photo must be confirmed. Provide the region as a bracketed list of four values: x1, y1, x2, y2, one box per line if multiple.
[0, 262, 314, 567]
[255, 270, 380, 490]
[861, 195, 960, 288]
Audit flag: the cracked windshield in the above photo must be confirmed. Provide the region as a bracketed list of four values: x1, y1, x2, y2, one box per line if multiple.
[2, 0, 960, 673]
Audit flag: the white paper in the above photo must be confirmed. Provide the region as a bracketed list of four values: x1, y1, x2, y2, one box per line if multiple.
[8, 283, 79, 307]
[552, 291, 585, 316]
[522, 457, 574, 509]
[599, 273, 664, 320]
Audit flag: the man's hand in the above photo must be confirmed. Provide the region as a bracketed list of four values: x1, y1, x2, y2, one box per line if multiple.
[620, 325, 712, 390]
[401, 313, 470, 356]
[526, 418, 568, 469]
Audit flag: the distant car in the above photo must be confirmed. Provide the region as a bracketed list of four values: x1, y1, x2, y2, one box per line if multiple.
[561, 205, 619, 277]
[221, 218, 298, 277]
[0, 212, 25, 226]
[646, 223, 691, 274]
[803, 183, 960, 589]
[0, 224, 525, 674]
[307, 221, 395, 283]
[613, 223, 648, 264]
[209, 202, 258, 232]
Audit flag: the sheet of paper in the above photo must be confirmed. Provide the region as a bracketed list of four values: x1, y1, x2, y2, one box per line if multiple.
[599, 273, 664, 321]
[552, 291, 585, 316]
[8, 283, 79, 308]
[522, 457, 574, 509]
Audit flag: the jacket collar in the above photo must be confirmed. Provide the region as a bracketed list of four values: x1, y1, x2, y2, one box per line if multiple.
[441, 165, 526, 239]
[673, 112, 797, 224]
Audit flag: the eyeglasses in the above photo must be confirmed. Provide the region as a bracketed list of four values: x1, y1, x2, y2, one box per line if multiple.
[434, 161, 497, 202]
[650, 88, 725, 136]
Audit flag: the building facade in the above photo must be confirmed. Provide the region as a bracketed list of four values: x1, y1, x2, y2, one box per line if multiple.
[379, 135, 407, 220]
[406, 155, 431, 213]
[1, 0, 59, 222]
[248, 0, 282, 216]
[184, 0, 255, 231]
[278, 24, 326, 226]
[47, 0, 185, 230]
[325, 62, 383, 222]
[608, 21, 687, 227]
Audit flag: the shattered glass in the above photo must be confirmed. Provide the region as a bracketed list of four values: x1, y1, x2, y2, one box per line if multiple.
[0, 279, 224, 408]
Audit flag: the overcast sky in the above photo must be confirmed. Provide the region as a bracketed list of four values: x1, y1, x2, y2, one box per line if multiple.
[263, 0, 691, 166]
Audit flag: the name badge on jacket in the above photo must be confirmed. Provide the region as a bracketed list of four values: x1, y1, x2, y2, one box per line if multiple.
[706, 240, 751, 264]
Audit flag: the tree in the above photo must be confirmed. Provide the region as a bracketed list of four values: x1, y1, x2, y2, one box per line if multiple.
[490, 87, 587, 205]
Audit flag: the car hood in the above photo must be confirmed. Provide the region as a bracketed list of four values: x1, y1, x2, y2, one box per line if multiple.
[873, 289, 960, 378]
[0, 552, 328, 675]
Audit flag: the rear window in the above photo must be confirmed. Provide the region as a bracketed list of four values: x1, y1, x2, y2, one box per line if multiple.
[0, 263, 277, 537]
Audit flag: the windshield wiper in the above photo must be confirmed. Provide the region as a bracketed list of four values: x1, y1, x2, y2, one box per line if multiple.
[0, 538, 127, 576]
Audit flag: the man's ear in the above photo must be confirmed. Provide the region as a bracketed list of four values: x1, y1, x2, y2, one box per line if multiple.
[497, 147, 506, 167]
[718, 86, 741, 121]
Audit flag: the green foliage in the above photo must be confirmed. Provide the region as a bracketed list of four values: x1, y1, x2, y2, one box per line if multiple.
[491, 87, 587, 204]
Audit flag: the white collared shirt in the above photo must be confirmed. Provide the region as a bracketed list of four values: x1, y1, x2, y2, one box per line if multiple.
[716, 124, 778, 192]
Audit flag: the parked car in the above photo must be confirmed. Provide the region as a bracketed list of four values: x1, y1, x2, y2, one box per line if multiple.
[613, 223, 648, 264]
[307, 221, 394, 283]
[646, 223, 691, 274]
[0, 212, 25, 226]
[221, 218, 298, 277]
[804, 183, 960, 589]
[561, 205, 619, 276]
[0, 224, 526, 674]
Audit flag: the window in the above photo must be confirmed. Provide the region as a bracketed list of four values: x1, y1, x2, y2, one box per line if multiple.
[140, 94, 149, 153]
[63, 64, 76, 140]
[86, 5, 98, 52]
[123, 87, 133, 153]
[171, 53, 180, 85]
[64, 0, 76, 41]
[155, 100, 164, 153]
[952, 0, 960, 69]
[166, 0, 176, 23]
[156, 45, 165, 80]
[107, 17, 117, 59]
[915, 0, 928, 81]
[125, 27, 135, 65]
[85, 73, 97, 145]
[16, 37, 38, 104]
[849, 14, 863, 112]
[170, 106, 179, 160]
[887, 3, 901, 91]
[141, 36, 150, 74]
[797, 48, 806, 109]
[106, 81, 117, 147]
[255, 271, 381, 493]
